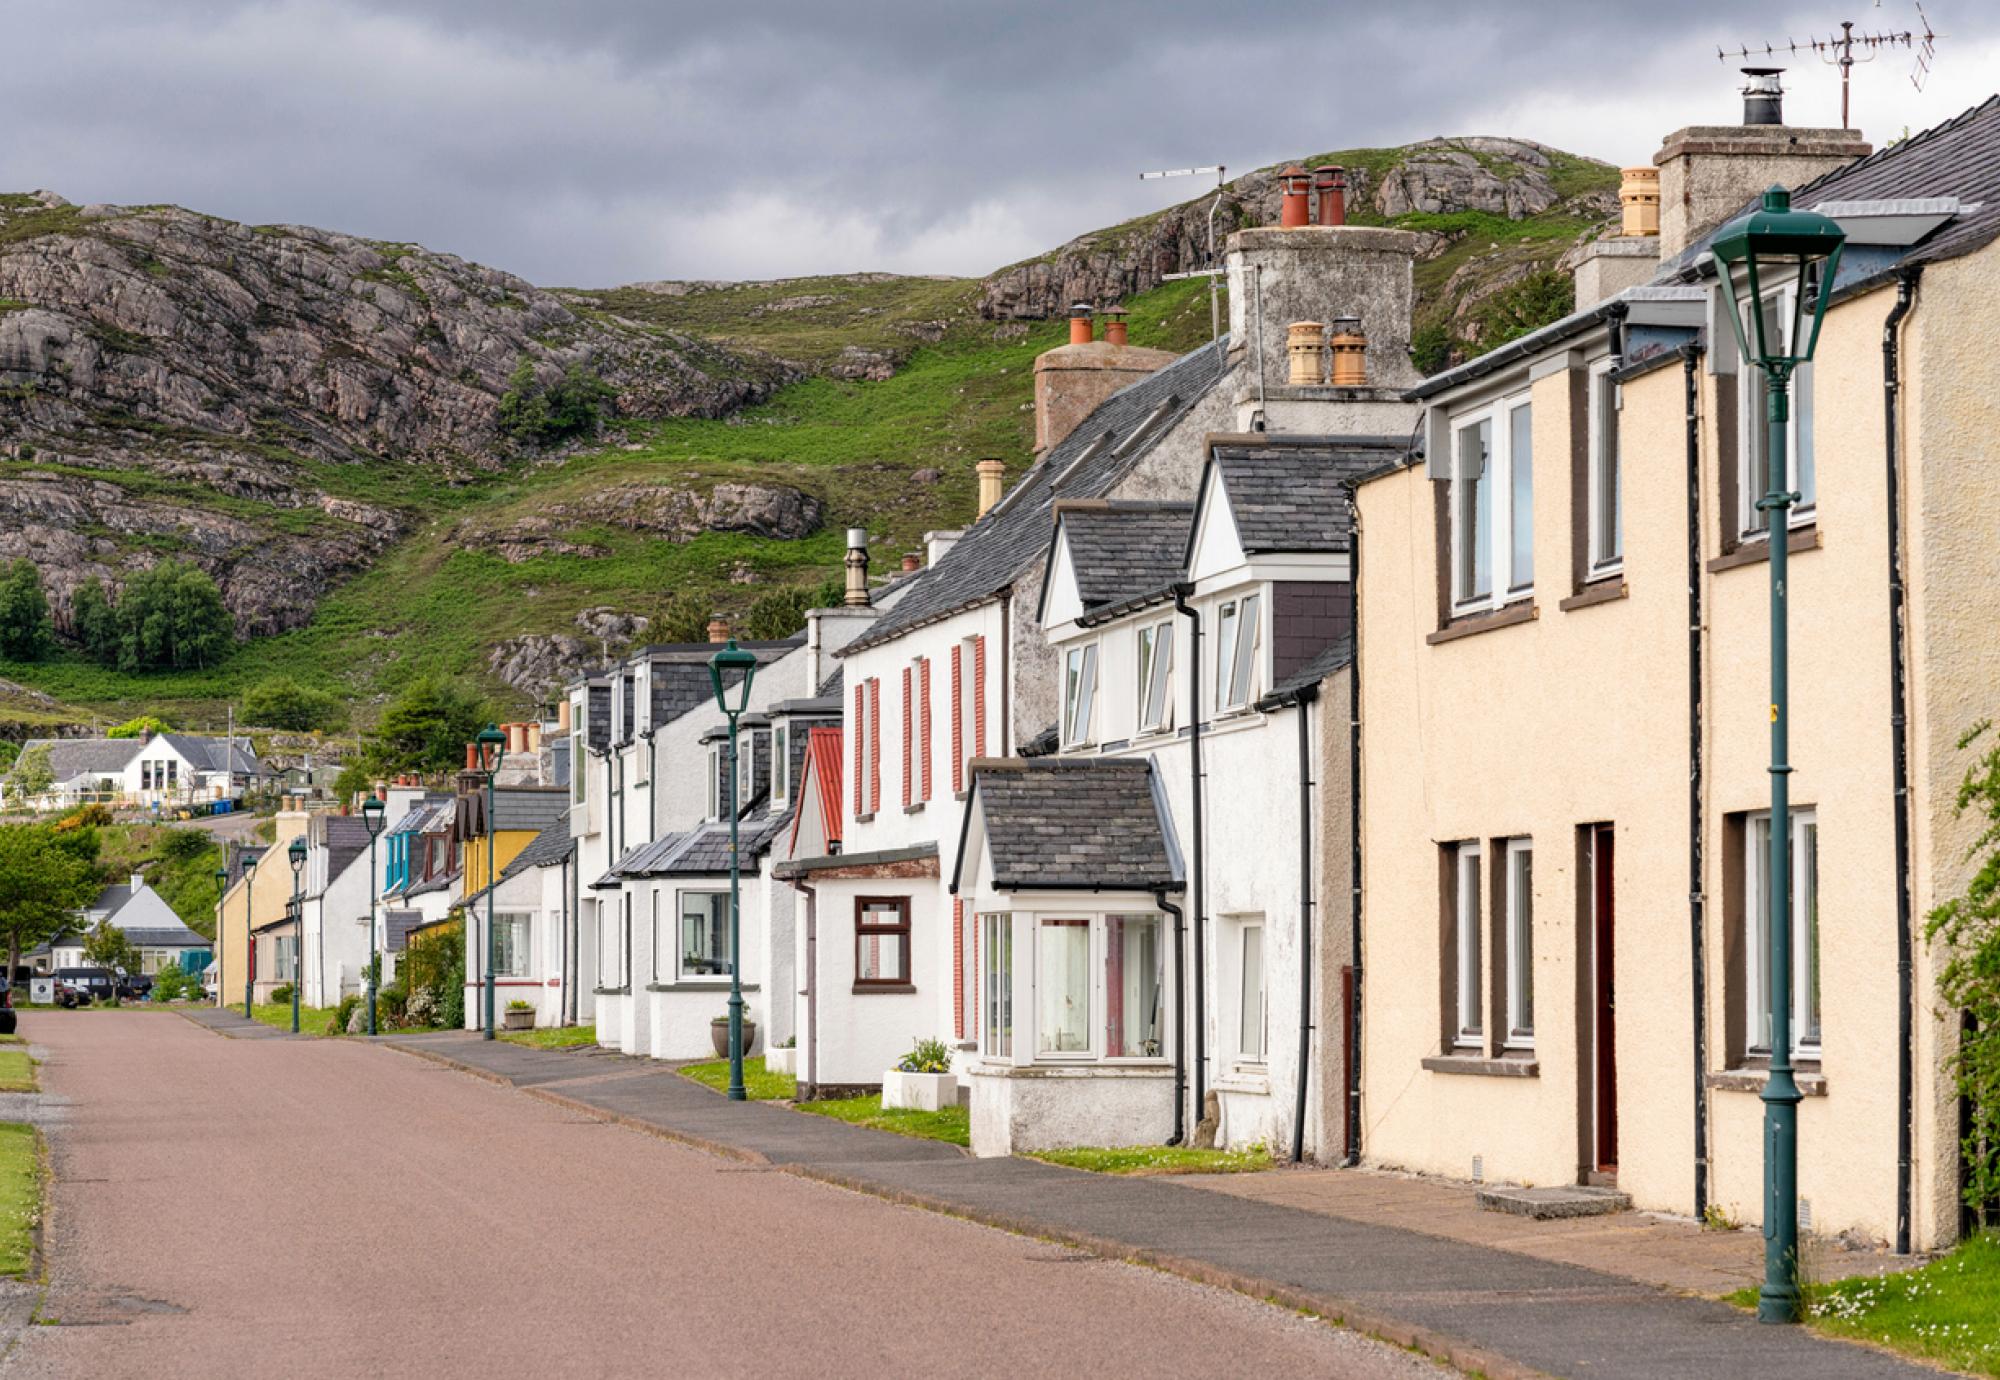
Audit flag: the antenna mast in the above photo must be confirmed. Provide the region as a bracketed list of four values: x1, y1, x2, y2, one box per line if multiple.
[1718, 6, 1943, 128]
[1139, 164, 1227, 348]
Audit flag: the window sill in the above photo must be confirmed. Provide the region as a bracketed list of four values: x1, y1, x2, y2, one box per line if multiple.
[592, 986, 630, 997]
[1422, 1053, 1540, 1078]
[902, 801, 925, 816]
[854, 812, 875, 824]
[852, 982, 917, 995]
[1708, 525, 1820, 574]
[1559, 579, 1628, 613]
[1707, 1066, 1827, 1096]
[646, 981, 759, 994]
[1427, 600, 1537, 646]
[954, 789, 970, 803]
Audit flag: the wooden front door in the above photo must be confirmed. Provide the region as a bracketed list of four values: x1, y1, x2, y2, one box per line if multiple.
[1592, 825, 1618, 1172]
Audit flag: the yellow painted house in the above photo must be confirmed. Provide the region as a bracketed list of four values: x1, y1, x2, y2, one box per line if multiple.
[458, 783, 570, 898]
[212, 804, 309, 1009]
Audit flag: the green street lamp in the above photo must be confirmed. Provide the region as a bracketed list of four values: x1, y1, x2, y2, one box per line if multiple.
[707, 639, 758, 1101]
[362, 793, 386, 1037]
[1712, 185, 1845, 1326]
[475, 724, 508, 1041]
[241, 852, 258, 1018]
[211, 866, 228, 1005]
[288, 835, 308, 1034]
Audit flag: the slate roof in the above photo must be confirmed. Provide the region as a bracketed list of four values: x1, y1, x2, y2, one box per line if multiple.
[1056, 502, 1193, 611]
[499, 818, 574, 881]
[384, 910, 423, 954]
[94, 882, 206, 946]
[16, 738, 137, 782]
[1264, 637, 1355, 704]
[161, 734, 263, 776]
[1205, 438, 1407, 556]
[493, 787, 569, 834]
[600, 809, 795, 883]
[317, 815, 375, 897]
[955, 758, 1182, 893]
[842, 339, 1228, 654]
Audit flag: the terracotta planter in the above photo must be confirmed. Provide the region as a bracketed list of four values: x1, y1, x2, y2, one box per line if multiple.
[710, 1018, 757, 1058]
[502, 1007, 534, 1031]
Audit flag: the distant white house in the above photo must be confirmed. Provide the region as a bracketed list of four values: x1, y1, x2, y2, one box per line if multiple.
[38, 875, 212, 975]
[10, 731, 264, 811]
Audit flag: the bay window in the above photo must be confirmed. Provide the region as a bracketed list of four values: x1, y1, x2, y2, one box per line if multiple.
[982, 911, 1012, 1057]
[1738, 285, 1817, 538]
[1062, 643, 1098, 747]
[1746, 809, 1820, 1057]
[1588, 361, 1621, 575]
[1214, 593, 1261, 711]
[1104, 914, 1164, 1058]
[1036, 917, 1091, 1055]
[680, 891, 731, 979]
[1137, 621, 1174, 733]
[1450, 393, 1534, 613]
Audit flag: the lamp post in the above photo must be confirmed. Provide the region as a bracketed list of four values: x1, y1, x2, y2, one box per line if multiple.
[241, 853, 257, 1018]
[288, 835, 307, 1034]
[707, 639, 758, 1101]
[476, 724, 508, 1041]
[1712, 185, 1845, 1326]
[362, 793, 386, 1037]
[211, 866, 228, 1005]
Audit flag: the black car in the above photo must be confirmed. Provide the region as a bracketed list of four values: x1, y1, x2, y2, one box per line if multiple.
[54, 968, 116, 1007]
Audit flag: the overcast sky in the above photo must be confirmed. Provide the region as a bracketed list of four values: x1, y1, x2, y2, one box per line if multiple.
[8, 1, 1994, 287]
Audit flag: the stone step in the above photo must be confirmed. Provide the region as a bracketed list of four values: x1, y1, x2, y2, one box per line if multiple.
[1475, 1184, 1633, 1220]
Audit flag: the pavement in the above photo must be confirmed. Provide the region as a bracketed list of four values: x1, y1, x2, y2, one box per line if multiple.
[1, 1010, 1448, 1379]
[370, 1028, 1945, 1380]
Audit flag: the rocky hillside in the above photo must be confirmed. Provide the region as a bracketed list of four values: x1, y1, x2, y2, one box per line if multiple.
[0, 137, 1619, 721]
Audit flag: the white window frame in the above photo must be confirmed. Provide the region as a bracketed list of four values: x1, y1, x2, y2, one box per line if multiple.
[958, 636, 979, 780]
[1587, 359, 1622, 577]
[705, 744, 722, 822]
[1450, 391, 1534, 615]
[771, 723, 789, 807]
[1746, 809, 1820, 1058]
[1035, 916, 1093, 1058]
[494, 911, 532, 978]
[677, 889, 732, 983]
[1103, 912, 1167, 1061]
[1736, 284, 1817, 540]
[1137, 620, 1174, 734]
[981, 911, 1012, 1059]
[1214, 593, 1262, 711]
[1503, 837, 1534, 1049]
[736, 728, 753, 805]
[1454, 841, 1484, 1048]
[1233, 916, 1267, 1067]
[1061, 643, 1099, 748]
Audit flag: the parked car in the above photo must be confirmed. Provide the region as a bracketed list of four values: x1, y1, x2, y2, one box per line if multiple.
[116, 973, 153, 1002]
[0, 987, 14, 1036]
[54, 968, 116, 1007]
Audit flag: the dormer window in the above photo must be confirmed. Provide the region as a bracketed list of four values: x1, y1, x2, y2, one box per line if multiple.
[1450, 392, 1533, 614]
[1062, 644, 1099, 748]
[1137, 620, 1174, 733]
[1737, 284, 1816, 539]
[1214, 593, 1261, 711]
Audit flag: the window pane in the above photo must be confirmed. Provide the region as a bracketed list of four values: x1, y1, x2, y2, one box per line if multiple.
[1037, 918, 1090, 1054]
[1751, 815, 1772, 1050]
[1145, 624, 1174, 729]
[1593, 373, 1621, 565]
[1238, 924, 1265, 1059]
[681, 893, 731, 977]
[1509, 404, 1533, 589]
[1077, 645, 1096, 741]
[1799, 818, 1821, 1047]
[1457, 846, 1482, 1041]
[1796, 361, 1816, 510]
[1230, 595, 1259, 708]
[1214, 603, 1239, 705]
[1508, 844, 1533, 1038]
[858, 929, 905, 983]
[1105, 914, 1163, 1057]
[1456, 419, 1492, 601]
[772, 726, 788, 803]
[983, 913, 1012, 1057]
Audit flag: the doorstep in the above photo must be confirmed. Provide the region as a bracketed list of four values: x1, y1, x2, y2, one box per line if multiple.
[1476, 1184, 1632, 1219]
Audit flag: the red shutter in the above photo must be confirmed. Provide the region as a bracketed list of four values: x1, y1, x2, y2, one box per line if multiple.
[868, 677, 881, 814]
[972, 635, 988, 758]
[901, 666, 913, 809]
[919, 657, 933, 801]
[950, 644, 964, 795]
[853, 682, 865, 817]
[952, 897, 965, 1038]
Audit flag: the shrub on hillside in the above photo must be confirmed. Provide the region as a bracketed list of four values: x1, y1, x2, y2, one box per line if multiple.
[107, 714, 172, 739]
[69, 577, 118, 664]
[241, 676, 348, 733]
[0, 559, 54, 661]
[497, 359, 618, 446]
[363, 677, 488, 778]
[741, 574, 847, 641]
[112, 561, 234, 671]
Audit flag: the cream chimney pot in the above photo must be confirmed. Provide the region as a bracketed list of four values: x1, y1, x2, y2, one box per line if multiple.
[1619, 167, 1660, 237]
[975, 459, 1006, 518]
[1286, 321, 1326, 386]
[844, 529, 871, 607]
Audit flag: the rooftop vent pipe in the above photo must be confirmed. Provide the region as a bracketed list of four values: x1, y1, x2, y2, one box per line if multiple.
[1620, 167, 1661, 236]
[1329, 316, 1367, 387]
[1313, 166, 1347, 226]
[1068, 303, 1094, 345]
[1102, 306, 1128, 346]
[975, 458, 1007, 519]
[1742, 67, 1785, 126]
[1279, 165, 1312, 227]
[844, 528, 871, 607]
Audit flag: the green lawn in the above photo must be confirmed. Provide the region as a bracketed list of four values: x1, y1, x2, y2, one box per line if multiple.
[795, 1093, 970, 1148]
[0, 1052, 33, 1095]
[0, 1123, 38, 1275]
[1027, 1143, 1273, 1176]
[1727, 1232, 2000, 1376]
[499, 1023, 597, 1050]
[249, 1002, 339, 1035]
[678, 1056, 796, 1102]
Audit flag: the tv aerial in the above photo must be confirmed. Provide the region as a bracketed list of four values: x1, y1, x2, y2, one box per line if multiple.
[1717, 4, 1943, 128]
[1138, 165, 1226, 347]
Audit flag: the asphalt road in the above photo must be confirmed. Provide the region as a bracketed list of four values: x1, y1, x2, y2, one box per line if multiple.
[5, 1013, 1445, 1378]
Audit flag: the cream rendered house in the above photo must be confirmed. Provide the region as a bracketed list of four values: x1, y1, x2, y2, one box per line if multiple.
[1353, 89, 2000, 1251]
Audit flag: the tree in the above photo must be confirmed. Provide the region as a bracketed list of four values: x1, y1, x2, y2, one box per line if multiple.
[497, 358, 618, 446]
[9, 743, 53, 802]
[741, 574, 847, 641]
[70, 576, 119, 664]
[364, 677, 488, 777]
[331, 760, 372, 804]
[1928, 720, 2000, 1225]
[0, 560, 54, 661]
[107, 714, 172, 740]
[114, 560, 234, 671]
[81, 922, 136, 1003]
[241, 676, 348, 733]
[0, 822, 101, 993]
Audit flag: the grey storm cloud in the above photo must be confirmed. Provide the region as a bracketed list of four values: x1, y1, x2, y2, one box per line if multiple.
[4, 0, 1990, 285]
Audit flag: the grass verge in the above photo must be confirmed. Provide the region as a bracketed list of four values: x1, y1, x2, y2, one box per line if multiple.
[1725, 1232, 2000, 1376]
[0, 1123, 37, 1275]
[499, 1023, 597, 1050]
[795, 1093, 970, 1148]
[249, 1001, 339, 1035]
[1026, 1143, 1273, 1176]
[0, 1052, 34, 1094]
[678, 1056, 796, 1102]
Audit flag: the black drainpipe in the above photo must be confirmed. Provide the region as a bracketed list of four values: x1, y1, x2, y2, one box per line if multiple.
[1883, 269, 1919, 1255]
[1291, 685, 1318, 1163]
[1171, 582, 1207, 1126]
[1681, 342, 1710, 1220]
[1153, 887, 1187, 1146]
[1343, 484, 1364, 1166]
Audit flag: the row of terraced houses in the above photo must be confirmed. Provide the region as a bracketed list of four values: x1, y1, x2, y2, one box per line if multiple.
[218, 79, 2000, 1254]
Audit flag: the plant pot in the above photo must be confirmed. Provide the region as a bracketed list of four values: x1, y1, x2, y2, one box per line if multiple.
[710, 1017, 756, 1058]
[502, 1008, 534, 1031]
[881, 1068, 956, 1112]
[764, 1046, 795, 1076]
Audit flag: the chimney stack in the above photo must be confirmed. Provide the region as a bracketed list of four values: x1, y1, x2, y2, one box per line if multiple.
[1619, 167, 1660, 237]
[1313, 166, 1347, 227]
[1101, 306, 1128, 347]
[1285, 321, 1325, 386]
[1328, 316, 1368, 387]
[706, 617, 731, 644]
[1742, 67, 1784, 126]
[1278, 166, 1312, 228]
[975, 459, 1006, 518]
[1068, 303, 1094, 345]
[844, 529, 871, 607]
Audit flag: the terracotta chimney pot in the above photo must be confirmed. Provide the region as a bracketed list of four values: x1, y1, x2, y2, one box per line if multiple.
[1619, 167, 1660, 237]
[1312, 166, 1347, 226]
[1279, 165, 1312, 228]
[1285, 321, 1326, 386]
[1068, 303, 1094, 346]
[975, 459, 1007, 519]
[1101, 306, 1128, 346]
[1328, 316, 1368, 388]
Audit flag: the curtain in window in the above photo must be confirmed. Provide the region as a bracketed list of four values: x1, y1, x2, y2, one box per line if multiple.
[1105, 914, 1162, 1057]
[1037, 918, 1090, 1054]
[681, 893, 731, 977]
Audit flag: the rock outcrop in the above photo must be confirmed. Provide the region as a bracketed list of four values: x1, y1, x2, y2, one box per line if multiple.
[460, 480, 823, 565]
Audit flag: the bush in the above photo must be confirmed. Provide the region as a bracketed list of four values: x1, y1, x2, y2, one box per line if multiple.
[242, 677, 349, 733]
[107, 714, 172, 739]
[897, 1037, 953, 1075]
[497, 358, 618, 446]
[364, 678, 488, 778]
[151, 964, 195, 1002]
[0, 559, 54, 661]
[69, 577, 118, 664]
[333, 993, 361, 1035]
[741, 574, 847, 641]
[1928, 719, 2000, 1223]
[269, 983, 294, 1005]
[506, 999, 533, 1012]
[378, 981, 408, 1025]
